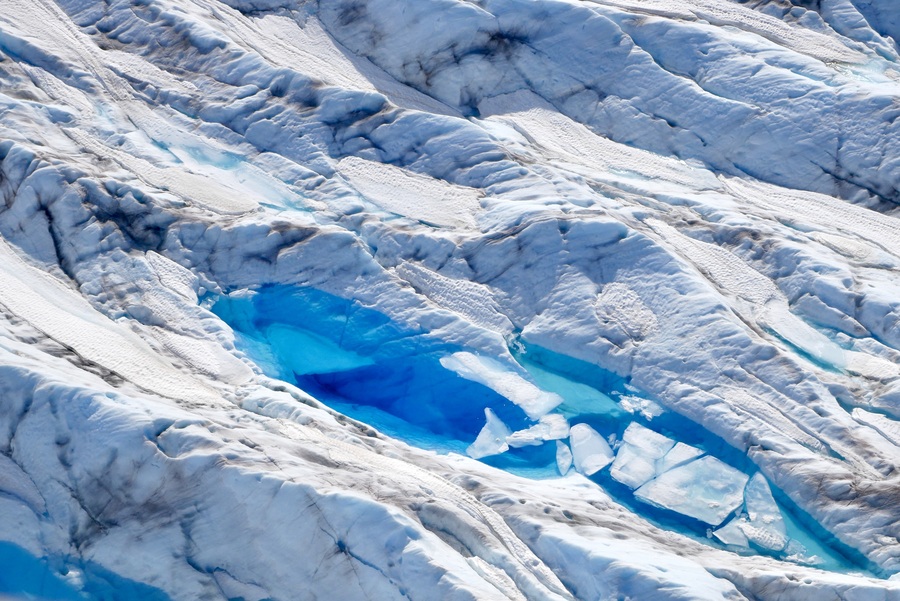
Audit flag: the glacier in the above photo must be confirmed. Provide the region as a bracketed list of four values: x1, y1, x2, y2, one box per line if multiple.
[1, 0, 900, 598]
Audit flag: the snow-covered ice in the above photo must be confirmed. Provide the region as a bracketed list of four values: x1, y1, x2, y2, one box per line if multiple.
[555, 440, 573, 476]
[507, 414, 570, 448]
[441, 352, 564, 420]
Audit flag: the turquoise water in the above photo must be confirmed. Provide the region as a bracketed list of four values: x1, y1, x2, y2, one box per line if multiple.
[212, 284, 871, 575]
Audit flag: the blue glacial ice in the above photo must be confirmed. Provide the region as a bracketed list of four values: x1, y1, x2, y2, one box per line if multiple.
[263, 324, 375, 376]
[0, 542, 175, 601]
[212, 285, 535, 441]
[214, 282, 881, 572]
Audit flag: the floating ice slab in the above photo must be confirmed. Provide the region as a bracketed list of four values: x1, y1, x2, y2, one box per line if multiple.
[657, 442, 704, 474]
[713, 517, 751, 548]
[740, 473, 788, 552]
[619, 396, 666, 421]
[634, 456, 749, 526]
[609, 423, 676, 489]
[556, 441, 573, 476]
[519, 357, 624, 419]
[441, 352, 563, 420]
[507, 414, 570, 448]
[467, 408, 512, 459]
[569, 424, 614, 476]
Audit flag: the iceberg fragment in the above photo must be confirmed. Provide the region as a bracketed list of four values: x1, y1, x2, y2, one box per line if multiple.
[467, 408, 512, 459]
[657, 442, 705, 474]
[609, 422, 676, 489]
[441, 352, 563, 419]
[713, 517, 751, 548]
[634, 456, 749, 526]
[740, 473, 788, 552]
[569, 424, 614, 476]
[507, 414, 570, 448]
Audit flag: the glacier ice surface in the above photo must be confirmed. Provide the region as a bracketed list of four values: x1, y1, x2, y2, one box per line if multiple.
[1, 0, 900, 597]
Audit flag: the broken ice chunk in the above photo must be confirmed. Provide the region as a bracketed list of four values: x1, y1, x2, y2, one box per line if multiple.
[739, 473, 788, 552]
[784, 540, 823, 567]
[539, 413, 570, 439]
[556, 440, 573, 475]
[634, 456, 749, 526]
[467, 408, 512, 459]
[713, 517, 750, 548]
[657, 442, 704, 474]
[569, 424, 614, 476]
[609, 423, 676, 489]
[441, 352, 563, 419]
[619, 396, 665, 420]
[507, 414, 570, 448]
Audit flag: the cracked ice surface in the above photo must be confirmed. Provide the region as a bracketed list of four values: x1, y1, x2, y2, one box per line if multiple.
[634, 456, 750, 527]
[1, 0, 900, 599]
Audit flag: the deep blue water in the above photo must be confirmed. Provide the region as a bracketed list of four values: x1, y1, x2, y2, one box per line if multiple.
[0, 542, 171, 601]
[212, 284, 871, 575]
[0, 543, 85, 601]
[213, 285, 532, 441]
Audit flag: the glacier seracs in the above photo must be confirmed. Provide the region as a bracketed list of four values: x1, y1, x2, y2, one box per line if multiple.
[0, 0, 900, 599]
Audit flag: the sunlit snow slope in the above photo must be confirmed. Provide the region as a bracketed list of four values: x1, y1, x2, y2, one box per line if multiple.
[2, 0, 900, 599]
